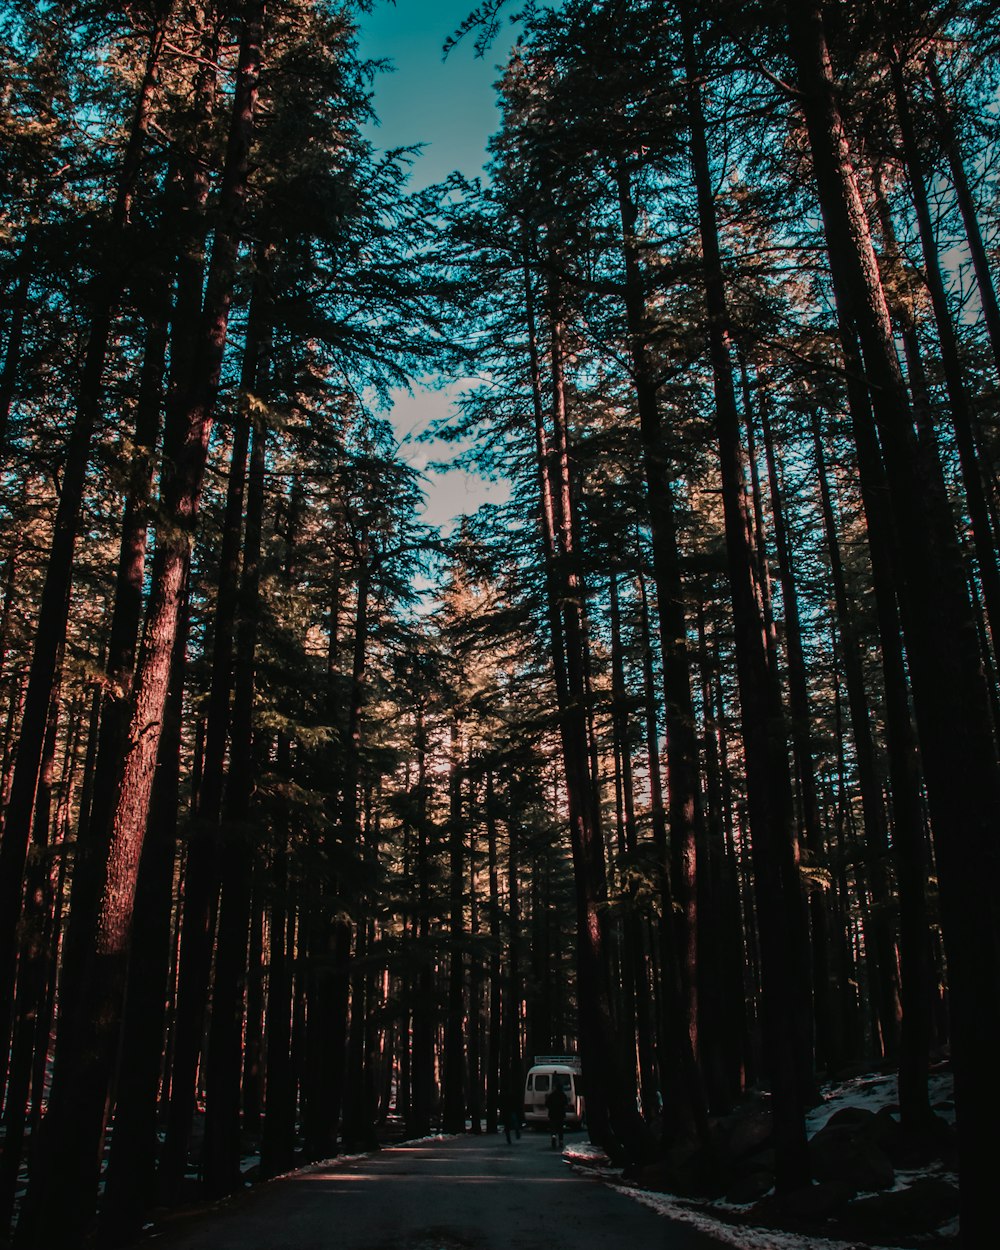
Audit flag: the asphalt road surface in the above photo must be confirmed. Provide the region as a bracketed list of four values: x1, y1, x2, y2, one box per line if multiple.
[150, 1131, 727, 1250]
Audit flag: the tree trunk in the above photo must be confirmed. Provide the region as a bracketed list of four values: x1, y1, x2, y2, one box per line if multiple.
[241, 873, 266, 1141]
[547, 269, 649, 1160]
[201, 303, 270, 1198]
[442, 719, 467, 1133]
[785, 6, 1000, 1233]
[685, 7, 811, 1189]
[756, 396, 843, 1073]
[14, 8, 264, 1243]
[99, 594, 189, 1246]
[888, 49, 1000, 667]
[695, 599, 745, 1109]
[338, 548, 378, 1151]
[928, 57, 1000, 384]
[0, 8, 171, 1086]
[503, 804, 522, 1121]
[845, 288, 934, 1097]
[614, 164, 707, 1124]
[260, 835, 296, 1179]
[523, 235, 647, 1159]
[56, 249, 172, 1059]
[0, 228, 35, 454]
[485, 770, 502, 1134]
[683, 5, 813, 1187]
[607, 572, 657, 1121]
[410, 706, 435, 1137]
[0, 664, 61, 1233]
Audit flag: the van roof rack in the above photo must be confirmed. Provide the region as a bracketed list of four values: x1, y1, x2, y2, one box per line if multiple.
[532, 1054, 581, 1067]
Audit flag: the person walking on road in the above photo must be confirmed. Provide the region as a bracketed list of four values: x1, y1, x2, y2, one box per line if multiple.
[503, 1092, 522, 1145]
[545, 1079, 568, 1149]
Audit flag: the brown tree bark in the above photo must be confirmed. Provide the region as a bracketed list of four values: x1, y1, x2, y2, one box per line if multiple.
[241, 873, 266, 1140]
[485, 769, 502, 1134]
[607, 571, 657, 1122]
[467, 810, 483, 1134]
[522, 230, 647, 1157]
[338, 544, 379, 1151]
[442, 719, 467, 1133]
[260, 831, 296, 1179]
[756, 396, 842, 1073]
[812, 403, 933, 1127]
[410, 704, 435, 1137]
[546, 271, 649, 1160]
[502, 793, 523, 1119]
[694, 598, 747, 1109]
[614, 162, 707, 1102]
[201, 302, 270, 1197]
[13, 7, 265, 1243]
[56, 249, 172, 1057]
[684, 8, 811, 1190]
[99, 594, 189, 1246]
[0, 7, 171, 1084]
[785, 5, 1000, 1232]
[0, 663, 62, 1233]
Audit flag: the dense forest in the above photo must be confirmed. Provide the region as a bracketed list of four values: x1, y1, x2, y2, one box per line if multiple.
[1, 0, 998, 1245]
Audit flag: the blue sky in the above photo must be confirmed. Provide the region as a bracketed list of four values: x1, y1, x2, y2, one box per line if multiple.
[356, 2, 519, 530]
[358, 0, 517, 189]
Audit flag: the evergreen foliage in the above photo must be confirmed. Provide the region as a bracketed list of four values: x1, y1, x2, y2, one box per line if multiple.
[0, 1, 999, 1245]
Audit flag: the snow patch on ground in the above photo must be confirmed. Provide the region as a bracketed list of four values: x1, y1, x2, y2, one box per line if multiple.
[805, 1069, 955, 1135]
[564, 1142, 611, 1165]
[565, 1068, 957, 1249]
[614, 1184, 912, 1250]
[265, 1149, 372, 1184]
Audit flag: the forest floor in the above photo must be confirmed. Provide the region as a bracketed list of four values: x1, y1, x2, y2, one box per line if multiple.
[572, 1065, 959, 1249]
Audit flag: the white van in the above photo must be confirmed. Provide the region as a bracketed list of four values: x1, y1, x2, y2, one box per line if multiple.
[523, 1055, 584, 1127]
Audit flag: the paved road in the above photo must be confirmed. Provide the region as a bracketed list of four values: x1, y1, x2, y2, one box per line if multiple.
[150, 1131, 726, 1250]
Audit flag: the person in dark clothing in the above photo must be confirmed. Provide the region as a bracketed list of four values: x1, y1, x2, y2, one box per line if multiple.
[545, 1080, 569, 1149]
[503, 1098, 521, 1145]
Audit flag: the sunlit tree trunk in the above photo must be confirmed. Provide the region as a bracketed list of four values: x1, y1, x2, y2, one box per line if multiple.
[0, 7, 172, 1084]
[14, 8, 265, 1243]
[99, 596, 189, 1246]
[56, 232, 172, 1066]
